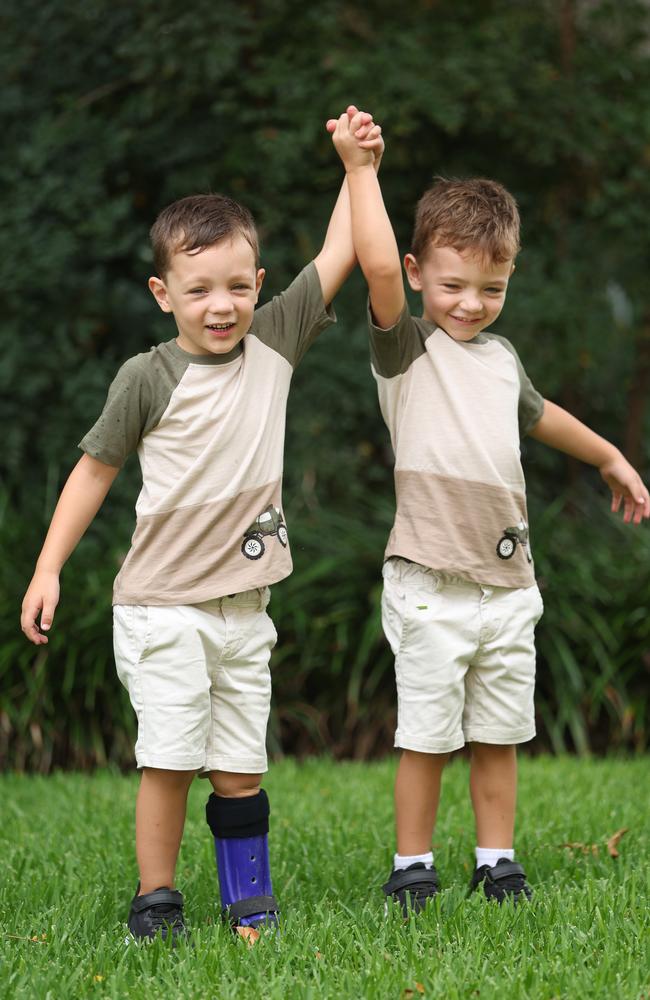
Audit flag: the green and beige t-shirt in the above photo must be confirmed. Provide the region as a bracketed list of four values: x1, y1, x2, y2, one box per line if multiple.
[370, 304, 544, 589]
[80, 263, 333, 605]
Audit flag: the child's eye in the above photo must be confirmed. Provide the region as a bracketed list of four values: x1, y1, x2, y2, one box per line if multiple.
[189, 288, 207, 295]
[443, 283, 459, 290]
[485, 288, 503, 295]
[232, 283, 250, 291]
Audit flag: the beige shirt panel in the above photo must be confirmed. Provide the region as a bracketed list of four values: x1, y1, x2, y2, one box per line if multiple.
[371, 306, 544, 588]
[136, 339, 291, 515]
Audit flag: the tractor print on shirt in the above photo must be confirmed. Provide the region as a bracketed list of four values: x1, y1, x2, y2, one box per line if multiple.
[496, 520, 532, 563]
[241, 505, 288, 560]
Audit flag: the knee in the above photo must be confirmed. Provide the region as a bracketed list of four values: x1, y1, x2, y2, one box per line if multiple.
[209, 771, 262, 798]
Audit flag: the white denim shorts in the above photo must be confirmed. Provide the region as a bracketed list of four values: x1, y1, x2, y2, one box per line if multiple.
[381, 558, 544, 754]
[113, 588, 277, 774]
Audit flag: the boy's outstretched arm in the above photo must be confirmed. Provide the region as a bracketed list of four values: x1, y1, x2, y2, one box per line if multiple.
[20, 454, 120, 644]
[327, 106, 404, 329]
[529, 399, 650, 524]
[314, 106, 383, 306]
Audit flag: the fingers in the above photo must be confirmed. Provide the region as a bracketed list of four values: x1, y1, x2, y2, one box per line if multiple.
[358, 123, 383, 147]
[21, 599, 49, 646]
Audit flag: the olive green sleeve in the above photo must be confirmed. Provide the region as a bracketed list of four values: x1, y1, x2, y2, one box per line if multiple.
[250, 262, 336, 368]
[487, 334, 545, 436]
[78, 354, 158, 467]
[368, 300, 432, 378]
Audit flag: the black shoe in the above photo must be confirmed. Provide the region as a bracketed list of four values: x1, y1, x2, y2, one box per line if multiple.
[382, 862, 440, 916]
[127, 886, 188, 944]
[470, 857, 532, 904]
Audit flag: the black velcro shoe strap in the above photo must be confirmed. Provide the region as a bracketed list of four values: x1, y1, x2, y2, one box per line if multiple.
[485, 861, 526, 883]
[382, 867, 439, 896]
[223, 894, 278, 924]
[131, 888, 184, 913]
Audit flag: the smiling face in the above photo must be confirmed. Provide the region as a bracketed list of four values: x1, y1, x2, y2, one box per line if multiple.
[148, 234, 265, 356]
[404, 245, 514, 342]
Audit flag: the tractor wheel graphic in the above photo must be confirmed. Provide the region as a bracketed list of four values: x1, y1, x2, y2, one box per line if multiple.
[242, 535, 265, 560]
[277, 524, 288, 547]
[496, 536, 516, 560]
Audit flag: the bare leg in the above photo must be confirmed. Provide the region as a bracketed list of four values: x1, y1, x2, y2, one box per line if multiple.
[136, 767, 196, 894]
[469, 743, 517, 848]
[208, 771, 262, 798]
[395, 749, 449, 855]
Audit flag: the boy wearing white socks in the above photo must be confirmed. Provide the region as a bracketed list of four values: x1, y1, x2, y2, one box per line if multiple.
[328, 110, 649, 909]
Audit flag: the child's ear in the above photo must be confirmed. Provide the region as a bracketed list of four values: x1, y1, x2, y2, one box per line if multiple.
[254, 268, 266, 301]
[404, 253, 422, 292]
[148, 276, 172, 313]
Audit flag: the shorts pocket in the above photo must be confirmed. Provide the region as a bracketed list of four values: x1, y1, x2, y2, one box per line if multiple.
[381, 579, 408, 657]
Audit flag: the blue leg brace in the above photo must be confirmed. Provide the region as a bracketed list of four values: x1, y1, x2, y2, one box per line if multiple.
[205, 789, 278, 928]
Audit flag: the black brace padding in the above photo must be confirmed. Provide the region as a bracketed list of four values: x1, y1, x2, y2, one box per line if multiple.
[222, 894, 278, 924]
[205, 788, 270, 839]
[382, 867, 439, 896]
[484, 861, 526, 882]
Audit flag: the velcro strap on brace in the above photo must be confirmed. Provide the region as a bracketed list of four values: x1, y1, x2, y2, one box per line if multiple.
[223, 894, 278, 924]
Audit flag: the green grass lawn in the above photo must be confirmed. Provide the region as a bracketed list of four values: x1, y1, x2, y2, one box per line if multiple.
[1, 756, 648, 1000]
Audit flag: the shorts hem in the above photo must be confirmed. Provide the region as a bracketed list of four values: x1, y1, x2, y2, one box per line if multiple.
[200, 756, 268, 775]
[463, 728, 536, 745]
[395, 735, 466, 755]
[135, 755, 205, 771]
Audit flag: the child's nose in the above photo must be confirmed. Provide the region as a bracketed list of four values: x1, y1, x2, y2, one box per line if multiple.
[460, 292, 483, 313]
[209, 291, 233, 314]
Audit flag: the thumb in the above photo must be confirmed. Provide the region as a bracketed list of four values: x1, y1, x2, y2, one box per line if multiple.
[40, 600, 57, 631]
[325, 118, 338, 133]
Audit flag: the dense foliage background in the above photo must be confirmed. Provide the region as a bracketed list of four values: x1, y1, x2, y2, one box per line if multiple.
[2, 0, 649, 770]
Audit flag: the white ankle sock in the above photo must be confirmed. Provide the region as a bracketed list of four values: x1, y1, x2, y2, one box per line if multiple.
[475, 847, 514, 868]
[394, 851, 434, 870]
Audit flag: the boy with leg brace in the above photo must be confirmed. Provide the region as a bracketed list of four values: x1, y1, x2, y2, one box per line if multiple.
[21, 108, 384, 942]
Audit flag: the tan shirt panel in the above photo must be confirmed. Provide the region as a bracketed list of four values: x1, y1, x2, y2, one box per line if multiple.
[370, 304, 543, 587]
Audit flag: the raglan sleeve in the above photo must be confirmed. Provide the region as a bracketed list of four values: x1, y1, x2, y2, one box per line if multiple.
[250, 261, 336, 369]
[78, 354, 154, 467]
[367, 299, 421, 379]
[493, 336, 545, 436]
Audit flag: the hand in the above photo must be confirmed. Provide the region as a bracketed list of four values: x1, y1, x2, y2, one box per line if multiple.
[326, 104, 383, 171]
[347, 104, 384, 168]
[599, 453, 650, 525]
[21, 570, 60, 645]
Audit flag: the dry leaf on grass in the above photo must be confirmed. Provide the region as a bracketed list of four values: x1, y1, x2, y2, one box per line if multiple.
[235, 925, 260, 946]
[561, 842, 600, 856]
[560, 827, 630, 859]
[402, 985, 425, 998]
[606, 827, 628, 858]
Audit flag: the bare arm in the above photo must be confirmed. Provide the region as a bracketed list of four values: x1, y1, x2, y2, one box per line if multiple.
[529, 399, 650, 524]
[328, 108, 404, 329]
[21, 453, 120, 644]
[314, 106, 384, 306]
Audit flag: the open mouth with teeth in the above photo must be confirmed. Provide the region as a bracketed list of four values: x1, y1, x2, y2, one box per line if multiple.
[206, 322, 236, 337]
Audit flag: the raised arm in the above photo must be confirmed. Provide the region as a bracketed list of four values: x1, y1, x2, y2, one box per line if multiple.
[328, 106, 405, 329]
[529, 399, 650, 524]
[20, 453, 120, 644]
[314, 106, 383, 306]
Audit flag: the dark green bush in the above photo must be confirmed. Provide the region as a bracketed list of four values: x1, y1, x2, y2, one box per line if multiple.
[2, 0, 650, 768]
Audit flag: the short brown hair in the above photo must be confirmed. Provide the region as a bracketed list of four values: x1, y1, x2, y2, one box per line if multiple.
[411, 177, 520, 264]
[150, 194, 259, 277]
